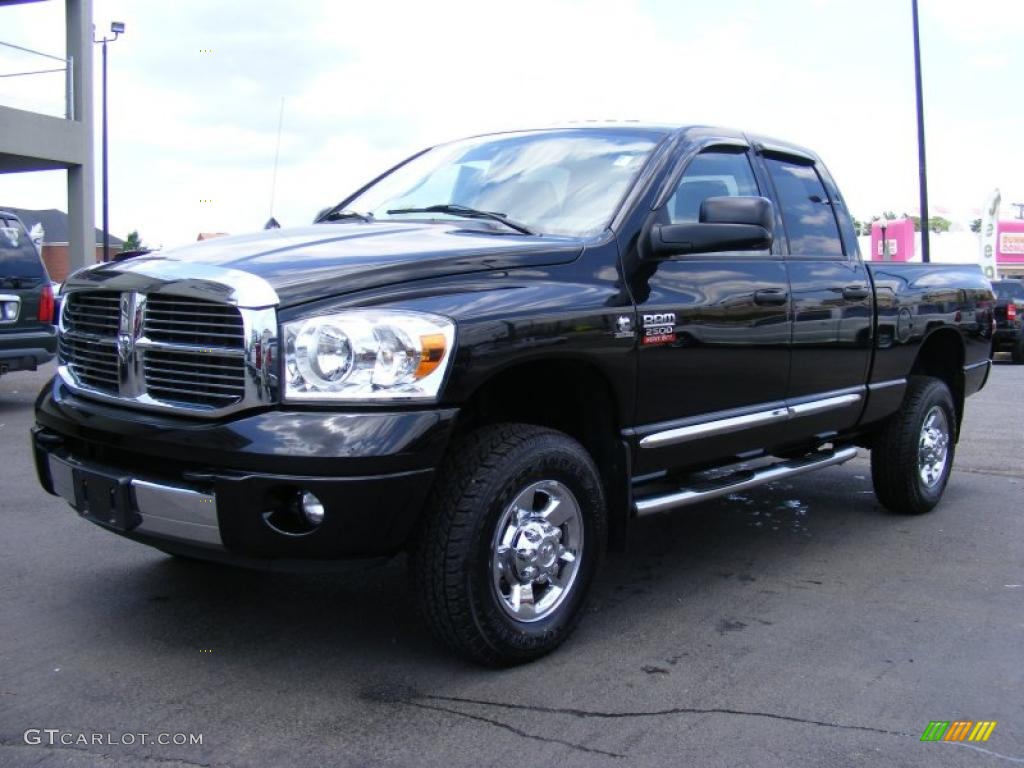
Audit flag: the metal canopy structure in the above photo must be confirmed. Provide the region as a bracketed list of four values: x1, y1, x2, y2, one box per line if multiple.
[0, 0, 95, 273]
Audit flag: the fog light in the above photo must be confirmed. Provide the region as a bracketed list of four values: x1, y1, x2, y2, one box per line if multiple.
[300, 491, 325, 526]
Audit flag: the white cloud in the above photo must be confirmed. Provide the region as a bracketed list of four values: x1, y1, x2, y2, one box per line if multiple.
[1, 0, 1023, 245]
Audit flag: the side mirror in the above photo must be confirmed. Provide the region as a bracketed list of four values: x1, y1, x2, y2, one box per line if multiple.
[649, 196, 774, 258]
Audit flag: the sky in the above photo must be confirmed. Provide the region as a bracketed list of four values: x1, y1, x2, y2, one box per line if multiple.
[0, 0, 1023, 249]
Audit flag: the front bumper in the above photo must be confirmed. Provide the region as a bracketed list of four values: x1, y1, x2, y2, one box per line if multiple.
[34, 376, 458, 568]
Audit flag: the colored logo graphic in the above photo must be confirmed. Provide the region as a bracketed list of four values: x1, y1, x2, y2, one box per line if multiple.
[921, 721, 997, 742]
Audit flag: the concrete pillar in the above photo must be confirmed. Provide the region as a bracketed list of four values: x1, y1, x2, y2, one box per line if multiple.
[65, 0, 95, 273]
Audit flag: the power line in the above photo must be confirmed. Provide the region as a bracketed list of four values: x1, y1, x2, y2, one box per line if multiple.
[0, 67, 66, 78]
[0, 39, 68, 62]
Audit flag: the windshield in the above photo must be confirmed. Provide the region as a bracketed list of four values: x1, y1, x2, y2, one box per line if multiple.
[341, 129, 661, 237]
[994, 281, 1024, 300]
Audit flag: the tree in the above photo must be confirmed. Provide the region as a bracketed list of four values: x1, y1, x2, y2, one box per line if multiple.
[121, 230, 143, 252]
[905, 216, 951, 234]
[970, 218, 982, 233]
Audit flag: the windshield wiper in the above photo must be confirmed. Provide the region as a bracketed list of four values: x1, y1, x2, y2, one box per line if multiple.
[386, 204, 535, 235]
[317, 207, 374, 223]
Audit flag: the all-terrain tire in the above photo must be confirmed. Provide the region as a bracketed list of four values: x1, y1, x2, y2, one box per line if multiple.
[870, 376, 956, 515]
[410, 423, 606, 666]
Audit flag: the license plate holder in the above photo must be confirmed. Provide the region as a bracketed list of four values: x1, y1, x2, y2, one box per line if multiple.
[72, 466, 139, 532]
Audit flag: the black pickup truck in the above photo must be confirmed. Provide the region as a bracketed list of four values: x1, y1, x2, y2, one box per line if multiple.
[32, 125, 994, 665]
[1, 211, 56, 376]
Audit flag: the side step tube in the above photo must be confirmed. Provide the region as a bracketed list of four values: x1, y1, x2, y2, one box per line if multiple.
[634, 446, 860, 517]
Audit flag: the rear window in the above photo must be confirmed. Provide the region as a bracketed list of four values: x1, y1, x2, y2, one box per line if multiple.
[994, 281, 1024, 300]
[0, 216, 46, 279]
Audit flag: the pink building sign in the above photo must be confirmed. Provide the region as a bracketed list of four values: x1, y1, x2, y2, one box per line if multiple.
[870, 218, 1024, 266]
[998, 221, 1024, 264]
[870, 219, 915, 261]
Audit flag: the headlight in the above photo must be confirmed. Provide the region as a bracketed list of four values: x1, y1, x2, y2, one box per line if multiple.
[283, 310, 455, 402]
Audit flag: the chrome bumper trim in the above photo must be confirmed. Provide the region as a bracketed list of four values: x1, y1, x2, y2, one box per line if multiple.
[48, 456, 223, 549]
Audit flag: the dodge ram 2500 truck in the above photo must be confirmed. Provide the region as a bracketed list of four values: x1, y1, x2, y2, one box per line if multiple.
[32, 125, 994, 665]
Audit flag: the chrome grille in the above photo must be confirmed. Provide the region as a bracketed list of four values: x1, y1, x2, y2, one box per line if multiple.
[143, 348, 245, 408]
[140, 295, 246, 408]
[63, 291, 121, 335]
[58, 288, 276, 416]
[143, 294, 245, 349]
[60, 292, 121, 394]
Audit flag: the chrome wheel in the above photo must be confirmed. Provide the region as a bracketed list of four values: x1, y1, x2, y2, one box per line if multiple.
[918, 405, 950, 487]
[491, 480, 584, 623]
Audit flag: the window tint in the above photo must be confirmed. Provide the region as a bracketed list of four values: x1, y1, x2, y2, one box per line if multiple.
[764, 157, 844, 257]
[994, 281, 1024, 300]
[0, 216, 46, 278]
[666, 150, 760, 223]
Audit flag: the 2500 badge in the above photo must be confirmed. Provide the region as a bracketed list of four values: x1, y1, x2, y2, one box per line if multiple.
[642, 312, 677, 346]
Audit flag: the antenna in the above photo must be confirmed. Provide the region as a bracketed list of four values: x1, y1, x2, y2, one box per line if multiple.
[268, 97, 285, 221]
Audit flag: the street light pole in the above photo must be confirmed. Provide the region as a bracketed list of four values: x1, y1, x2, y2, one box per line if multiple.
[93, 22, 124, 263]
[911, 0, 930, 263]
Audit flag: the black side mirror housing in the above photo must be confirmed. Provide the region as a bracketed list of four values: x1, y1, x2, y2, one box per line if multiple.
[649, 196, 774, 258]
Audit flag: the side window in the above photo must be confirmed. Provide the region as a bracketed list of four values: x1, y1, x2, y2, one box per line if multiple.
[763, 157, 844, 257]
[666, 150, 760, 224]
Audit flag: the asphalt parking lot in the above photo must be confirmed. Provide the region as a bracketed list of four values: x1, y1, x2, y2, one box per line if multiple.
[1, 362, 1021, 767]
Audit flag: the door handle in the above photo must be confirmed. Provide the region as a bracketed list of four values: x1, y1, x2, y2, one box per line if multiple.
[753, 289, 788, 306]
[841, 285, 870, 301]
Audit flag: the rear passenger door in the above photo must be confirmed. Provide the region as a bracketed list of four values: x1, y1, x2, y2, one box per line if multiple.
[756, 151, 872, 441]
[630, 145, 792, 473]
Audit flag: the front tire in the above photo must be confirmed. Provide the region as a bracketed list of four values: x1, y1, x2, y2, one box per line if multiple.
[870, 376, 956, 515]
[411, 424, 606, 666]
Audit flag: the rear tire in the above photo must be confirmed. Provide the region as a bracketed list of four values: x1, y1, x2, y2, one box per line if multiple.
[1012, 337, 1024, 364]
[411, 423, 606, 666]
[870, 376, 956, 515]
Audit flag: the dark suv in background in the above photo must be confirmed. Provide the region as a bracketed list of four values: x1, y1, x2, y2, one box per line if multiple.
[0, 211, 56, 377]
[992, 279, 1024, 362]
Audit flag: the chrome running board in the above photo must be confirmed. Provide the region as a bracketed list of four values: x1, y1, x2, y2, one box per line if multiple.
[633, 446, 859, 517]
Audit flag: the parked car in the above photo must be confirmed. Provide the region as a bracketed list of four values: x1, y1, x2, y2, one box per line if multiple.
[991, 279, 1024, 362]
[32, 125, 993, 665]
[0, 211, 56, 377]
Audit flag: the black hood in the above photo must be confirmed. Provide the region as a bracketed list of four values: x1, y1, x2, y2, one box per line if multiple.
[90, 222, 584, 307]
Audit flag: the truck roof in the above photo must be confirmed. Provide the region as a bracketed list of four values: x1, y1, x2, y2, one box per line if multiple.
[459, 123, 821, 163]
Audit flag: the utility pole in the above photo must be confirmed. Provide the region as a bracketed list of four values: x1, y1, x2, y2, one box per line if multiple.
[912, 0, 930, 262]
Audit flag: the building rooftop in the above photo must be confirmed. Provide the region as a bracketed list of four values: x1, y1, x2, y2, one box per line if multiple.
[0, 206, 122, 246]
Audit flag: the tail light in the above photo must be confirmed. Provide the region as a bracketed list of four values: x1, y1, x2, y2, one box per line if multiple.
[1009, 302, 1018, 322]
[37, 283, 54, 323]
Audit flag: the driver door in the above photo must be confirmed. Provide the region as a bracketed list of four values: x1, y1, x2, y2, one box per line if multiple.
[629, 145, 793, 474]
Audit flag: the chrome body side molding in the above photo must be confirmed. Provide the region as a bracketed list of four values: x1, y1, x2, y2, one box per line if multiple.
[638, 389, 865, 450]
[867, 378, 907, 391]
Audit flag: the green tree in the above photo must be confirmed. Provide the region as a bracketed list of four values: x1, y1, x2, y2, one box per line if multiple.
[121, 230, 143, 252]
[905, 216, 951, 233]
